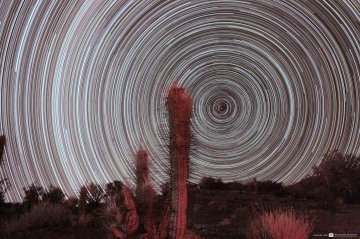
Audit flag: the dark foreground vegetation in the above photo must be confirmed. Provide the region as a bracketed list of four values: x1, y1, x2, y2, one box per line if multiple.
[0, 150, 360, 239]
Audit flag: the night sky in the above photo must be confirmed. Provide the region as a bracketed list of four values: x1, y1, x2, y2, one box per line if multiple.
[0, 0, 359, 202]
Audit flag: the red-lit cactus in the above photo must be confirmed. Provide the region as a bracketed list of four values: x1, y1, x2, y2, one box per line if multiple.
[157, 205, 171, 239]
[135, 147, 156, 236]
[166, 83, 192, 239]
[122, 185, 139, 235]
[106, 185, 139, 238]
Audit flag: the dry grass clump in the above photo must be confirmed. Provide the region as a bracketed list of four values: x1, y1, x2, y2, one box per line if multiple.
[1, 201, 70, 232]
[247, 208, 313, 239]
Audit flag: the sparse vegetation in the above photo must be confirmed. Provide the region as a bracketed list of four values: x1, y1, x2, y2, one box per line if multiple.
[288, 151, 360, 209]
[86, 183, 105, 207]
[105, 181, 123, 198]
[199, 177, 226, 190]
[23, 184, 43, 210]
[1, 201, 71, 232]
[42, 185, 65, 204]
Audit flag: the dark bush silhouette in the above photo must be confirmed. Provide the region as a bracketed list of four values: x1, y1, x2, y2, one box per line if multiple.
[255, 180, 286, 196]
[66, 196, 79, 213]
[105, 180, 124, 198]
[87, 183, 105, 207]
[199, 177, 226, 190]
[313, 151, 360, 203]
[42, 185, 65, 204]
[288, 151, 360, 207]
[23, 184, 43, 210]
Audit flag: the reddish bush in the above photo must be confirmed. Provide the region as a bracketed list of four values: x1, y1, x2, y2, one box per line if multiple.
[247, 208, 313, 239]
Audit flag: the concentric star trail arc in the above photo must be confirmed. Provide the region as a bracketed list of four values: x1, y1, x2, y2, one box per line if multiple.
[0, 0, 359, 202]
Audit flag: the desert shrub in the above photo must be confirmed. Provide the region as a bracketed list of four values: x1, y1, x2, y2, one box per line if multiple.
[66, 196, 79, 214]
[288, 151, 360, 205]
[226, 181, 247, 191]
[42, 185, 65, 204]
[105, 180, 124, 198]
[287, 175, 317, 199]
[1, 201, 71, 232]
[247, 208, 312, 239]
[87, 183, 105, 207]
[23, 184, 43, 210]
[256, 181, 283, 193]
[66, 196, 78, 207]
[199, 177, 226, 190]
[251, 180, 288, 196]
[313, 151, 360, 203]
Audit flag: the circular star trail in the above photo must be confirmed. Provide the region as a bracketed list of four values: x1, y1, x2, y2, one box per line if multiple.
[0, 0, 359, 202]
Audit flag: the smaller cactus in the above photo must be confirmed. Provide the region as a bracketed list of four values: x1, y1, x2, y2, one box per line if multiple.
[122, 185, 139, 235]
[78, 186, 89, 226]
[157, 205, 171, 239]
[105, 185, 139, 238]
[135, 147, 156, 235]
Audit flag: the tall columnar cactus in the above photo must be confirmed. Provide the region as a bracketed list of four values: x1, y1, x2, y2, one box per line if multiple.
[166, 84, 192, 239]
[135, 147, 155, 235]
